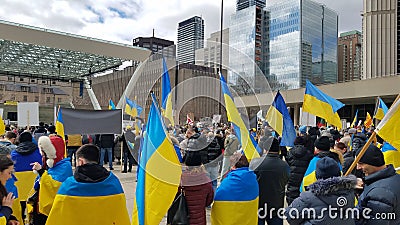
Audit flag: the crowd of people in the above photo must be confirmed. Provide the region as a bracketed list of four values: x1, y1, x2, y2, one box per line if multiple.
[0, 120, 399, 225]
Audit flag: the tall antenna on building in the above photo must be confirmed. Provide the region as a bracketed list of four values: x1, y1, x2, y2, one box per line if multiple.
[152, 28, 155, 37]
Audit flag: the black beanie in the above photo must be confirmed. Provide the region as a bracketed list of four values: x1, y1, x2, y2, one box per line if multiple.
[184, 151, 202, 167]
[316, 157, 341, 179]
[357, 144, 385, 167]
[294, 136, 305, 145]
[19, 132, 33, 143]
[269, 138, 280, 153]
[314, 136, 330, 151]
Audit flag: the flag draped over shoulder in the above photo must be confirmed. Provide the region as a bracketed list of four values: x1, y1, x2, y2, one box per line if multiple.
[46, 173, 130, 225]
[376, 98, 400, 150]
[351, 109, 358, 128]
[109, 99, 116, 110]
[381, 142, 400, 174]
[219, 73, 260, 160]
[374, 97, 389, 120]
[38, 159, 73, 216]
[132, 94, 181, 225]
[303, 80, 345, 129]
[161, 58, 174, 126]
[211, 167, 259, 225]
[364, 112, 373, 128]
[265, 91, 296, 147]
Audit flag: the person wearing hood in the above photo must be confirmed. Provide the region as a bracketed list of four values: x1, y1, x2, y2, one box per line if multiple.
[286, 157, 357, 225]
[29, 135, 73, 225]
[286, 136, 314, 205]
[11, 131, 42, 222]
[300, 136, 342, 192]
[46, 144, 130, 225]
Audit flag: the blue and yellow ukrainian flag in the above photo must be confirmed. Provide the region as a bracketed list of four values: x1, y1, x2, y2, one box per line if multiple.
[108, 99, 116, 110]
[211, 167, 259, 225]
[374, 97, 389, 120]
[5, 175, 22, 223]
[161, 58, 174, 126]
[351, 109, 358, 128]
[0, 215, 6, 225]
[265, 91, 296, 147]
[381, 142, 400, 174]
[219, 73, 260, 160]
[132, 93, 181, 225]
[300, 156, 342, 192]
[55, 107, 65, 140]
[125, 97, 137, 118]
[46, 173, 130, 225]
[38, 158, 73, 216]
[303, 80, 345, 129]
[376, 98, 400, 150]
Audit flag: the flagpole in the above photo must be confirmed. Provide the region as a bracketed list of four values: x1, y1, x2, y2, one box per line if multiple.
[344, 94, 400, 176]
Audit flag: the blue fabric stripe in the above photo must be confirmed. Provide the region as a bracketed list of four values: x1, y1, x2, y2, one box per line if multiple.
[161, 58, 171, 110]
[48, 158, 73, 182]
[214, 167, 258, 201]
[381, 142, 397, 153]
[57, 108, 64, 124]
[136, 93, 169, 225]
[57, 173, 123, 196]
[273, 92, 296, 147]
[378, 98, 388, 114]
[220, 73, 233, 99]
[305, 80, 345, 112]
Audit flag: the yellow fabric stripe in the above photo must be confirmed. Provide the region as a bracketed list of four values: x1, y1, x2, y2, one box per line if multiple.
[375, 108, 385, 120]
[0, 216, 6, 225]
[11, 197, 22, 223]
[303, 94, 342, 129]
[224, 94, 260, 160]
[301, 171, 316, 192]
[266, 106, 284, 135]
[384, 150, 400, 174]
[47, 193, 130, 225]
[164, 94, 174, 126]
[377, 107, 400, 150]
[132, 138, 181, 225]
[14, 171, 37, 201]
[38, 171, 62, 216]
[211, 197, 259, 225]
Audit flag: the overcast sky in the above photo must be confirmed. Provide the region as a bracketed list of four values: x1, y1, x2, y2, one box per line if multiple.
[0, 0, 362, 45]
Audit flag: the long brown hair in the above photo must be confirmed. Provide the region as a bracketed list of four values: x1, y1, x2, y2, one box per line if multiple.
[0, 155, 13, 200]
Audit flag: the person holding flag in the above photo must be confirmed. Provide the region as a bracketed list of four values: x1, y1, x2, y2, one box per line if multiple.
[132, 93, 181, 225]
[45, 144, 130, 225]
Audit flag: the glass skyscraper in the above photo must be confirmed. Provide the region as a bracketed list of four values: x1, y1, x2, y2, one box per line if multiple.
[177, 16, 204, 64]
[229, 3, 269, 94]
[267, 0, 338, 90]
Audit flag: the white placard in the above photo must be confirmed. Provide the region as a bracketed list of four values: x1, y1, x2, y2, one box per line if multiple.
[0, 108, 3, 118]
[300, 107, 316, 126]
[212, 114, 221, 124]
[17, 102, 39, 127]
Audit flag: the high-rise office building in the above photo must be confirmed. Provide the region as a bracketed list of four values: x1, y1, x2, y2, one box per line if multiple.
[267, 0, 338, 90]
[132, 36, 175, 58]
[236, 0, 266, 11]
[177, 16, 204, 64]
[338, 30, 362, 82]
[229, 4, 269, 94]
[195, 28, 229, 71]
[362, 0, 398, 79]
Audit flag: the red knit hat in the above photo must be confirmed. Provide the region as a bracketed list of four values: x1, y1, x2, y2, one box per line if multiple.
[38, 135, 65, 168]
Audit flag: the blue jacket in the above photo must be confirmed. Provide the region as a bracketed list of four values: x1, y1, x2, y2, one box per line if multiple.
[356, 165, 400, 225]
[286, 175, 357, 225]
[11, 142, 42, 172]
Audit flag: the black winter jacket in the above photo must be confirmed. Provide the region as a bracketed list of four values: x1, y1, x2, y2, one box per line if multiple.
[356, 165, 400, 225]
[253, 153, 289, 218]
[286, 175, 357, 225]
[286, 145, 314, 205]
